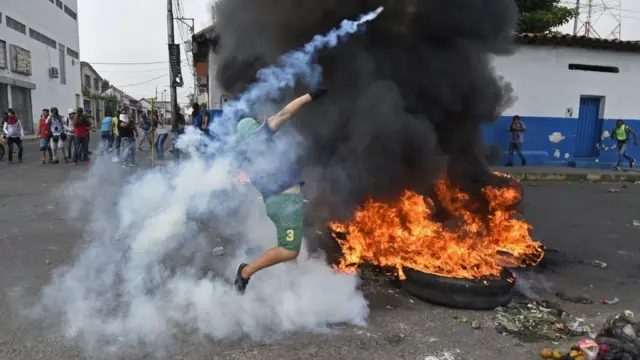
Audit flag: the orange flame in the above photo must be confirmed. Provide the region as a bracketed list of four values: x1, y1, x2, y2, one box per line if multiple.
[328, 177, 543, 280]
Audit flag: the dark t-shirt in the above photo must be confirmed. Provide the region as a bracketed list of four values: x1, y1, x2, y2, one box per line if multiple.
[236, 124, 303, 198]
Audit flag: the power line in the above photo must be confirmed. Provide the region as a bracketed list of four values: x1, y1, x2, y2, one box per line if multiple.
[118, 74, 168, 88]
[98, 67, 169, 74]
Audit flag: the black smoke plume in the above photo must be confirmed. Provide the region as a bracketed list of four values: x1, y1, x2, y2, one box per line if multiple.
[213, 0, 518, 245]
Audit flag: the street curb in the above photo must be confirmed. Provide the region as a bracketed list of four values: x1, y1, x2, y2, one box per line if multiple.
[507, 172, 640, 182]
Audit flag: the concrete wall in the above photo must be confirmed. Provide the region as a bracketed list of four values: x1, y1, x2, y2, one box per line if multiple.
[0, 0, 81, 133]
[485, 45, 640, 167]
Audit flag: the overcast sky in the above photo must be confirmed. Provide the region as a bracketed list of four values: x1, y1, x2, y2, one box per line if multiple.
[76, 0, 640, 107]
[77, 0, 213, 106]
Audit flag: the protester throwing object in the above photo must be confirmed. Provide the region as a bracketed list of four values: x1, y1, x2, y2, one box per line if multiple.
[233, 87, 328, 294]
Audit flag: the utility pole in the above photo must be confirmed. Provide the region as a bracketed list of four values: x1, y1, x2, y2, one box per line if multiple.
[176, 17, 196, 104]
[573, 0, 581, 35]
[167, 0, 179, 133]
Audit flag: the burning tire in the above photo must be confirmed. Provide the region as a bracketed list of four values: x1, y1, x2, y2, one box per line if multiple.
[402, 267, 515, 310]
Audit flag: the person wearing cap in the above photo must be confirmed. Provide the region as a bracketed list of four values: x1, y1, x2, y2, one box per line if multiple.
[233, 87, 328, 294]
[65, 108, 76, 160]
[2, 109, 25, 163]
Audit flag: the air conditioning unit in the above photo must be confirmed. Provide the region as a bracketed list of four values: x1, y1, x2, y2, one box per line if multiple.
[49, 67, 60, 79]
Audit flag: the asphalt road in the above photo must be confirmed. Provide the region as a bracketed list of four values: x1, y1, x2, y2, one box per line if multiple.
[1, 142, 639, 360]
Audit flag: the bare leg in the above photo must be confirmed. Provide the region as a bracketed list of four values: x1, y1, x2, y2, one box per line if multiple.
[241, 247, 298, 279]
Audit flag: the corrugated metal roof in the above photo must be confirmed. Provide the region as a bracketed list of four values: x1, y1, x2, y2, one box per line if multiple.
[516, 33, 640, 52]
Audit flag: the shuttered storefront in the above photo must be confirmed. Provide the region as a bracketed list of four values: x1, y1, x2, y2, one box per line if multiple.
[10, 86, 33, 134]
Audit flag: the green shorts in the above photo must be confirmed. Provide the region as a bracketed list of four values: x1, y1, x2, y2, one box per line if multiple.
[264, 193, 303, 252]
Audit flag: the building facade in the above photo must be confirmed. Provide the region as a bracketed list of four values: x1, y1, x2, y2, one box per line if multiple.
[484, 34, 640, 167]
[0, 0, 81, 133]
[80, 61, 104, 121]
[192, 25, 228, 110]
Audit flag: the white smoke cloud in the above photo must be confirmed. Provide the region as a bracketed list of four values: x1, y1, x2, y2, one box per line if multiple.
[23, 8, 387, 356]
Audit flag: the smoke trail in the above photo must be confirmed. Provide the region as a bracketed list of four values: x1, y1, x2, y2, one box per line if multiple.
[27, 9, 384, 356]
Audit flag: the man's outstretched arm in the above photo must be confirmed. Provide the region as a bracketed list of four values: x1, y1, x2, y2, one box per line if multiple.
[267, 88, 328, 130]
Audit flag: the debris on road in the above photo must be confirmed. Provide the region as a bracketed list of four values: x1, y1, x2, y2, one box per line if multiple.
[471, 320, 481, 329]
[591, 260, 608, 269]
[453, 315, 469, 324]
[624, 310, 634, 318]
[603, 297, 620, 305]
[632, 220, 640, 227]
[555, 291, 593, 304]
[595, 313, 640, 360]
[608, 188, 620, 193]
[493, 300, 592, 341]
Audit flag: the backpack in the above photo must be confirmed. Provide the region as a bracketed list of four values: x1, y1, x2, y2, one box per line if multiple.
[101, 117, 112, 132]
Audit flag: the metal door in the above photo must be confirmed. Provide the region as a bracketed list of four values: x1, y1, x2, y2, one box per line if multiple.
[574, 97, 602, 157]
[0, 84, 8, 115]
[10, 86, 33, 134]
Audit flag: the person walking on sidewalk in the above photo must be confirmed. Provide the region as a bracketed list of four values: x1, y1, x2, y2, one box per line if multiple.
[47, 107, 68, 163]
[110, 109, 121, 162]
[233, 88, 328, 294]
[2, 109, 25, 164]
[612, 119, 637, 171]
[65, 108, 76, 161]
[72, 107, 90, 165]
[505, 115, 527, 167]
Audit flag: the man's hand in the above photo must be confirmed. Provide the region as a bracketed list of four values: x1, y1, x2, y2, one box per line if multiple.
[309, 88, 328, 101]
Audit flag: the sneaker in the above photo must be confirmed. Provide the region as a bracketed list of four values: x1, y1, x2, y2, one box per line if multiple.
[64, 158, 69, 164]
[614, 165, 621, 171]
[234, 263, 250, 294]
[631, 159, 636, 168]
[72, 161, 78, 166]
[41, 159, 46, 164]
[111, 156, 119, 163]
[521, 159, 527, 166]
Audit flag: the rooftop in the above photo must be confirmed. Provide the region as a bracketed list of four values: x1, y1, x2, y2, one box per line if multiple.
[516, 33, 640, 53]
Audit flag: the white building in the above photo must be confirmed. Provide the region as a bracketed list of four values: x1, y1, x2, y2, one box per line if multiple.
[80, 61, 104, 120]
[0, 0, 81, 133]
[486, 34, 640, 165]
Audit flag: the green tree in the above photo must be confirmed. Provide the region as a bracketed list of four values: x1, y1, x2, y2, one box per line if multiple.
[101, 79, 111, 94]
[516, 0, 578, 34]
[186, 92, 195, 104]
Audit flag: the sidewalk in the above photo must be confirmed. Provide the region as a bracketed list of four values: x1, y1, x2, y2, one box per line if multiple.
[491, 165, 640, 182]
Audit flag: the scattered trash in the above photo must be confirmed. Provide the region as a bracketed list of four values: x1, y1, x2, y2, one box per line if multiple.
[624, 310, 635, 318]
[494, 300, 590, 342]
[555, 291, 593, 304]
[633, 220, 640, 227]
[595, 313, 640, 359]
[603, 297, 620, 305]
[592, 260, 608, 269]
[212, 246, 224, 256]
[608, 188, 620, 193]
[471, 320, 481, 329]
[453, 315, 469, 324]
[45, 259, 51, 266]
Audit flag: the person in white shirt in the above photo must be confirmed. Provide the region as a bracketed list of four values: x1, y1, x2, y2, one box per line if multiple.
[2, 109, 25, 163]
[46, 107, 68, 163]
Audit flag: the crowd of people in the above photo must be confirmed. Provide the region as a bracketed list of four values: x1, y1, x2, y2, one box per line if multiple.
[1, 103, 198, 166]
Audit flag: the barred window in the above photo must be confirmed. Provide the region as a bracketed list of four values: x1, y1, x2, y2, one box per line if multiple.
[29, 28, 57, 49]
[64, 5, 77, 20]
[66, 47, 79, 59]
[56, 0, 63, 9]
[0, 40, 7, 69]
[6, 16, 26, 35]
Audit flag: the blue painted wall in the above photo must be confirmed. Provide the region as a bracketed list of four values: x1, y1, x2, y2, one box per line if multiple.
[482, 117, 640, 167]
